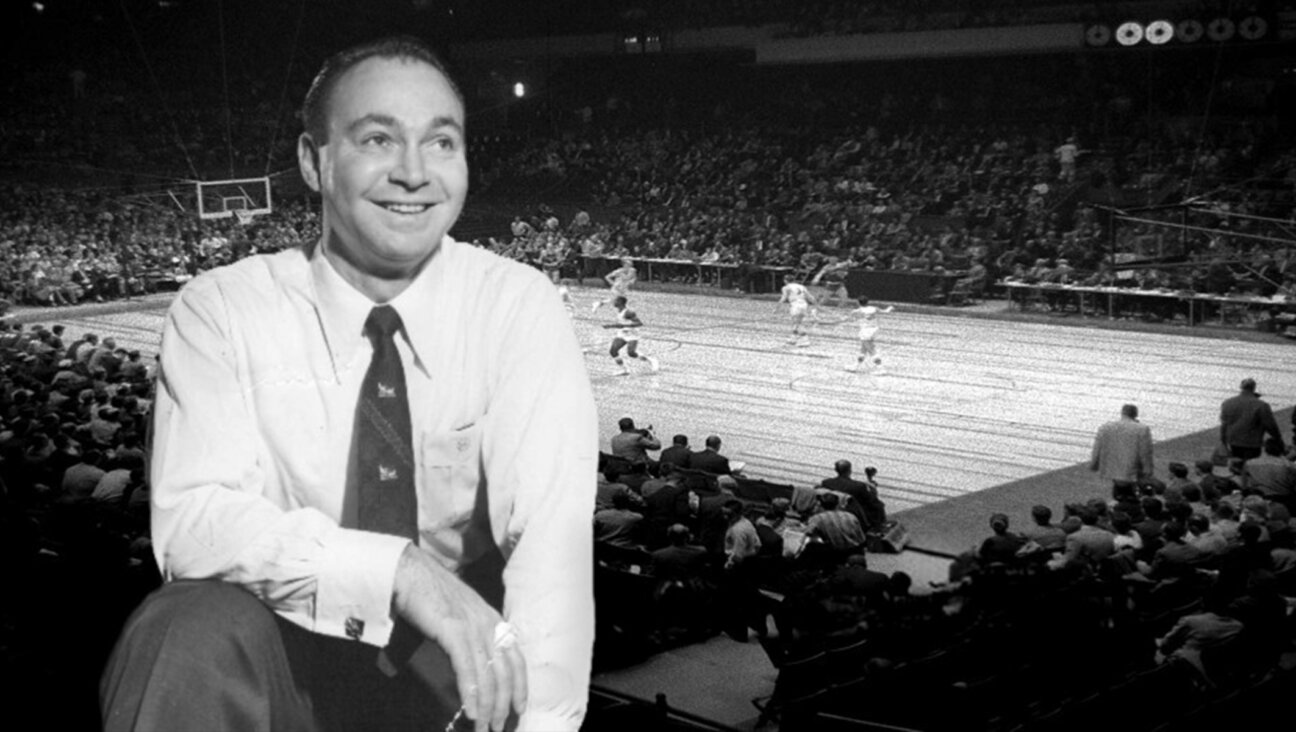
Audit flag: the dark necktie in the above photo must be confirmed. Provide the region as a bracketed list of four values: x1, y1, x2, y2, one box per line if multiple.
[355, 305, 418, 540]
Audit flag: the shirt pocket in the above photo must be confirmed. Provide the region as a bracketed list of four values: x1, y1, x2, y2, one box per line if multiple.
[419, 423, 482, 530]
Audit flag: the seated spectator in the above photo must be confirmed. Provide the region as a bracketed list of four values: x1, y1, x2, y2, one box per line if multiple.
[1164, 462, 1195, 502]
[755, 497, 809, 559]
[118, 350, 148, 383]
[596, 466, 643, 511]
[818, 459, 886, 531]
[594, 490, 646, 551]
[639, 462, 682, 499]
[1134, 498, 1168, 560]
[978, 512, 1026, 563]
[91, 456, 134, 503]
[830, 554, 890, 600]
[1211, 502, 1242, 543]
[1264, 503, 1296, 549]
[1187, 514, 1229, 558]
[1144, 521, 1208, 580]
[688, 434, 737, 477]
[1060, 508, 1115, 572]
[1019, 504, 1067, 553]
[659, 434, 692, 471]
[60, 448, 105, 500]
[609, 416, 661, 473]
[1194, 459, 1231, 501]
[1154, 602, 1245, 685]
[1243, 437, 1296, 509]
[650, 524, 710, 580]
[806, 492, 867, 559]
[1110, 511, 1144, 555]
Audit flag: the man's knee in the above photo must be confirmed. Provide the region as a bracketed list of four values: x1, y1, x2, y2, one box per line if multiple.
[102, 581, 300, 732]
[129, 580, 279, 646]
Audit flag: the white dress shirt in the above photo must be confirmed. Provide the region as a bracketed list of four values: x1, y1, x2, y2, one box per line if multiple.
[150, 237, 598, 731]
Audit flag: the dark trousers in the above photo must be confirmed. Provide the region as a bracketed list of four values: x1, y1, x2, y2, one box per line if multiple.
[100, 580, 461, 732]
[1230, 445, 1263, 461]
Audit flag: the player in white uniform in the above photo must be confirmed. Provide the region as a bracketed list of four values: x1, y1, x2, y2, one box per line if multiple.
[592, 257, 638, 312]
[556, 278, 576, 317]
[777, 273, 817, 346]
[845, 296, 894, 372]
[604, 295, 659, 375]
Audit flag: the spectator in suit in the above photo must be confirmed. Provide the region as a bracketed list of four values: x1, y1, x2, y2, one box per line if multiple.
[1219, 378, 1283, 462]
[819, 459, 886, 531]
[639, 462, 682, 499]
[1089, 403, 1154, 496]
[688, 435, 734, 476]
[1144, 521, 1207, 580]
[650, 524, 710, 580]
[659, 434, 692, 471]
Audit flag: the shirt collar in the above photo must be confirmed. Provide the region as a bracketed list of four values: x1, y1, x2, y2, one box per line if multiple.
[308, 237, 453, 378]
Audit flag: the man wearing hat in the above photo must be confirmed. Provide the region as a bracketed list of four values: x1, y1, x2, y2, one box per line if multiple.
[1219, 378, 1284, 462]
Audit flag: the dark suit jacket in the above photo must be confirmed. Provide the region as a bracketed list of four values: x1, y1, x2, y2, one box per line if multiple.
[659, 445, 693, 470]
[650, 544, 711, 580]
[688, 449, 731, 475]
[821, 476, 886, 529]
[1220, 392, 1282, 450]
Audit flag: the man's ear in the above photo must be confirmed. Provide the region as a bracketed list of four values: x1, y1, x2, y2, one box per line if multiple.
[297, 133, 322, 192]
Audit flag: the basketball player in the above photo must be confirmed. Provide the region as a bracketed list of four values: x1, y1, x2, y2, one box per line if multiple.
[604, 295, 659, 375]
[556, 278, 576, 317]
[777, 273, 817, 346]
[591, 257, 637, 312]
[845, 296, 894, 373]
[811, 256, 853, 309]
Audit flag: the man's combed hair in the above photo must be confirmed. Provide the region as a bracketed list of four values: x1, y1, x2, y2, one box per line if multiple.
[300, 35, 463, 143]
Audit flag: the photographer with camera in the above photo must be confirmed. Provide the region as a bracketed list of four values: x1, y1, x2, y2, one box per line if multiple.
[609, 417, 662, 478]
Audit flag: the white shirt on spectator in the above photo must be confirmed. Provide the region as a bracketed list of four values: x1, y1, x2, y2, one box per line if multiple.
[150, 238, 597, 730]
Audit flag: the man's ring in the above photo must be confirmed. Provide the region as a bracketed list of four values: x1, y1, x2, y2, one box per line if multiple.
[493, 622, 519, 650]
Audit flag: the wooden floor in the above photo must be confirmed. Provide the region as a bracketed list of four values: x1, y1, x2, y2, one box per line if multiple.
[32, 286, 1296, 519]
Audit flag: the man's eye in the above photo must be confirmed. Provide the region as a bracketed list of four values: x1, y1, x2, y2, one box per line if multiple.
[430, 137, 458, 152]
[362, 134, 392, 147]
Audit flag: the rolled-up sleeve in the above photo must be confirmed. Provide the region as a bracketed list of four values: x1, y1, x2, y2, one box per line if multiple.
[150, 274, 409, 647]
[481, 274, 598, 732]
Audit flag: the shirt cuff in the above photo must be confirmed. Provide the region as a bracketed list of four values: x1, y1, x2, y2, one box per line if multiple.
[517, 710, 583, 732]
[312, 528, 410, 646]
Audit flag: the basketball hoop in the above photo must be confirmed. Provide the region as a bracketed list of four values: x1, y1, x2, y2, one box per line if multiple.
[195, 176, 273, 221]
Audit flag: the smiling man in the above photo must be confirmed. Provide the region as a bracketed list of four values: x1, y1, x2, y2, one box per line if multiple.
[100, 37, 597, 732]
